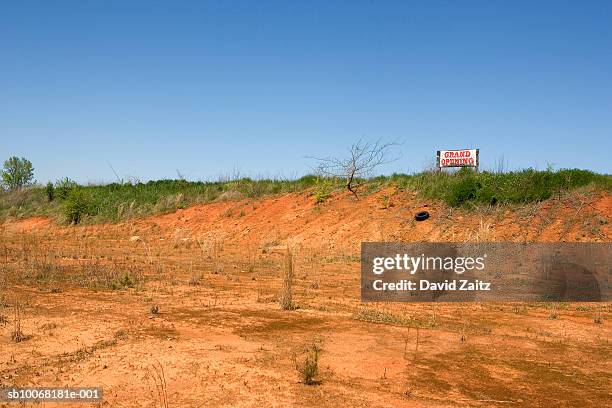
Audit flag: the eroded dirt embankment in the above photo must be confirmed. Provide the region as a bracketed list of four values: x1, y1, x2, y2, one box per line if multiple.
[4, 188, 611, 250]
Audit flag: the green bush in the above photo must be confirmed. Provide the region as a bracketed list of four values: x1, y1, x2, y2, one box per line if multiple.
[64, 189, 92, 224]
[312, 178, 333, 204]
[405, 168, 610, 207]
[45, 182, 55, 202]
[446, 171, 480, 207]
[111, 272, 135, 290]
[55, 177, 78, 200]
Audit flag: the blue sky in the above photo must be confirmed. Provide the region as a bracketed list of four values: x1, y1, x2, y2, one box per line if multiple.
[1, 0, 611, 183]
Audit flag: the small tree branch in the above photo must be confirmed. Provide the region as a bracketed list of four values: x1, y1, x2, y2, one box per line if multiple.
[307, 139, 401, 199]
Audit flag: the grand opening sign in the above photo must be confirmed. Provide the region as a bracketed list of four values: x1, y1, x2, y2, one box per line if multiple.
[437, 148, 479, 169]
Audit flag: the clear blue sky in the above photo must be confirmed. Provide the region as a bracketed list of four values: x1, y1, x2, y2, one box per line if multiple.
[1, 0, 611, 183]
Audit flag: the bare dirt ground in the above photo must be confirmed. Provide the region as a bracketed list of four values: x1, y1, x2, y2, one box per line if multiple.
[1, 188, 610, 407]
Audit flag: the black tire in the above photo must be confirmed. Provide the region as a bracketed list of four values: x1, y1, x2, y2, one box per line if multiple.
[415, 211, 430, 221]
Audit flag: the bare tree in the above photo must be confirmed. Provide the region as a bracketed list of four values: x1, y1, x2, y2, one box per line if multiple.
[309, 139, 399, 199]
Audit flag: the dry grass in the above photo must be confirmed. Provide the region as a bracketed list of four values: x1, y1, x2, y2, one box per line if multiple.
[293, 342, 321, 385]
[353, 307, 412, 326]
[279, 247, 295, 310]
[10, 304, 28, 343]
[197, 235, 225, 275]
[147, 360, 170, 408]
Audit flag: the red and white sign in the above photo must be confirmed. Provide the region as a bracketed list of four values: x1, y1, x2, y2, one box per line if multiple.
[437, 149, 479, 168]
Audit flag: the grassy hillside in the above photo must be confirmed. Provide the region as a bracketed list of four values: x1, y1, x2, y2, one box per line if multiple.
[0, 169, 609, 224]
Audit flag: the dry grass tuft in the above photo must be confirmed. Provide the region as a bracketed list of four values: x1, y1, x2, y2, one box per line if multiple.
[10, 305, 29, 343]
[593, 313, 604, 324]
[294, 342, 321, 385]
[279, 247, 296, 310]
[147, 360, 169, 408]
[353, 307, 412, 326]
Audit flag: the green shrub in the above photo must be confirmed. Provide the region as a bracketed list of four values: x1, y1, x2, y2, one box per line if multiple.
[64, 189, 91, 224]
[55, 177, 78, 200]
[312, 178, 333, 204]
[111, 272, 136, 290]
[45, 182, 55, 201]
[446, 171, 480, 207]
[406, 168, 610, 207]
[119, 272, 135, 287]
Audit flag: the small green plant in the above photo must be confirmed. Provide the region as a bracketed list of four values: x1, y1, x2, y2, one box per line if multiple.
[112, 272, 135, 290]
[120, 272, 135, 287]
[294, 343, 321, 385]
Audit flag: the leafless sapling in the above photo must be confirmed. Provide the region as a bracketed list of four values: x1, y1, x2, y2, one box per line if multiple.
[309, 139, 399, 199]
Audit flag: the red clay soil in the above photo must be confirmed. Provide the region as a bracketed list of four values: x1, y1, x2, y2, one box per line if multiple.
[0, 188, 610, 408]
